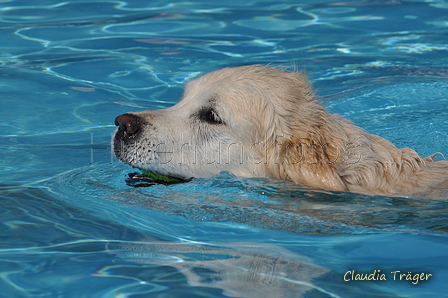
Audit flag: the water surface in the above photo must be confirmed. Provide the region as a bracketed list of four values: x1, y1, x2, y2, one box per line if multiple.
[1, 0, 448, 297]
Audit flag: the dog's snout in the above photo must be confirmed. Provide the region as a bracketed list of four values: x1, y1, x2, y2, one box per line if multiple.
[115, 113, 140, 135]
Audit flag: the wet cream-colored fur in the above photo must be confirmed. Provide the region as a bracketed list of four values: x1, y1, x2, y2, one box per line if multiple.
[113, 65, 448, 198]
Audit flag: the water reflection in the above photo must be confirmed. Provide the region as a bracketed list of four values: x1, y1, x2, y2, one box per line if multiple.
[106, 237, 329, 298]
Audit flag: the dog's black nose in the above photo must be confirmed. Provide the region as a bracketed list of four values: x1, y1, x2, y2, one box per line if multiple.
[114, 113, 140, 135]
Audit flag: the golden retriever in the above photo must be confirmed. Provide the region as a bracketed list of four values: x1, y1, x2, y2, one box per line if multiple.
[113, 65, 448, 198]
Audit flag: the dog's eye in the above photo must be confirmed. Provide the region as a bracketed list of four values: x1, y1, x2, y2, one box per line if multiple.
[198, 108, 224, 125]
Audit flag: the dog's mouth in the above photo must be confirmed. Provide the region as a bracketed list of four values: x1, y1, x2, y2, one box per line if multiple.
[125, 169, 189, 187]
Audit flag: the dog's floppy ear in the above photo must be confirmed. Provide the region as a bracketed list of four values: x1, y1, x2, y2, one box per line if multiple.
[279, 135, 348, 192]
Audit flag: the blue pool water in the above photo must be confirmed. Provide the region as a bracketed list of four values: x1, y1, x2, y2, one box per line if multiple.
[1, 0, 448, 297]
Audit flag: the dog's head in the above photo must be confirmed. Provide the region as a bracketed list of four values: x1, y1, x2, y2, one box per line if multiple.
[113, 65, 347, 190]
